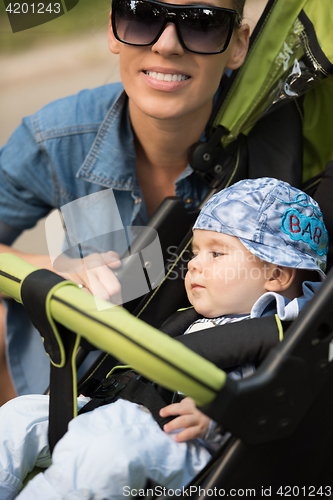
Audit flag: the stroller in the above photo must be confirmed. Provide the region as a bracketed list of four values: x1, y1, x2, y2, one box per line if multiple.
[1, 251, 333, 494]
[0, 0, 333, 495]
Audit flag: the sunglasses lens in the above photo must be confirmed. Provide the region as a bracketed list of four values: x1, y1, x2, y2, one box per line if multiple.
[112, 0, 236, 54]
[114, 0, 164, 45]
[178, 8, 233, 53]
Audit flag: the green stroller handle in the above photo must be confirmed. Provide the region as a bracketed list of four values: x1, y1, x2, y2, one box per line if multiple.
[0, 253, 226, 406]
[0, 253, 36, 301]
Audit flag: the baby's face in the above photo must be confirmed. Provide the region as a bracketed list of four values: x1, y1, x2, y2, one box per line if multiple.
[185, 229, 275, 318]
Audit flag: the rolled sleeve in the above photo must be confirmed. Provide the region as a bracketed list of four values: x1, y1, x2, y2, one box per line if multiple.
[0, 116, 54, 233]
[0, 219, 21, 246]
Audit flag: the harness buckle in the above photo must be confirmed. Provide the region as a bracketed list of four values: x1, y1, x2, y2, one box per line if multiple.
[97, 369, 141, 402]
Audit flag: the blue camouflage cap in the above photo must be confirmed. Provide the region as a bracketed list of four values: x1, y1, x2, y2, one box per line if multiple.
[193, 177, 328, 277]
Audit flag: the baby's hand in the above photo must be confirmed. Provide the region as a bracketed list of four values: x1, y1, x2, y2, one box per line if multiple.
[159, 397, 211, 442]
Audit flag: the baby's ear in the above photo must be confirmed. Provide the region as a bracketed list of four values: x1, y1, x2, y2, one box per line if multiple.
[226, 23, 250, 70]
[108, 11, 120, 54]
[265, 266, 297, 293]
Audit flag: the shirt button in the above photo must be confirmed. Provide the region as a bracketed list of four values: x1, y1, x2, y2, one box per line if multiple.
[185, 197, 192, 204]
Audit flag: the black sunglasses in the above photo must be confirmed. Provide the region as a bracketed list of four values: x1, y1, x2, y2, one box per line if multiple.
[111, 0, 240, 55]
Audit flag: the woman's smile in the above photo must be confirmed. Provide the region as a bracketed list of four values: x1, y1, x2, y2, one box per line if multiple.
[142, 68, 191, 91]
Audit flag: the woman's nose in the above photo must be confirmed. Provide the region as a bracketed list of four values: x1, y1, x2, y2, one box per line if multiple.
[151, 23, 185, 56]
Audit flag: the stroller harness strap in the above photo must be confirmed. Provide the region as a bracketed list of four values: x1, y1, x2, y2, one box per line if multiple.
[20, 268, 82, 453]
[79, 369, 176, 429]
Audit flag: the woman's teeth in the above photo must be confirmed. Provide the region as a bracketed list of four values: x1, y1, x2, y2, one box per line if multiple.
[145, 71, 189, 82]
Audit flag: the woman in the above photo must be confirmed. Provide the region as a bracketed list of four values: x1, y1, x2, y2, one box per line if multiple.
[0, 0, 250, 401]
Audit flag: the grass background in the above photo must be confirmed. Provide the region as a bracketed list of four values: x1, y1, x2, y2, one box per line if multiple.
[0, 1, 120, 255]
[0, 0, 111, 53]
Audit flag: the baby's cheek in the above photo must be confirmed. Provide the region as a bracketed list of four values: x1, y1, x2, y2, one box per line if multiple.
[184, 273, 192, 298]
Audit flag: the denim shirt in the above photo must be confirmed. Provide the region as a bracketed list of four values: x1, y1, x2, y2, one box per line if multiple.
[0, 82, 210, 395]
[0, 82, 209, 241]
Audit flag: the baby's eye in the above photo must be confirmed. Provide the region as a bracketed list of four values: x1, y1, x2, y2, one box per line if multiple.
[212, 251, 224, 258]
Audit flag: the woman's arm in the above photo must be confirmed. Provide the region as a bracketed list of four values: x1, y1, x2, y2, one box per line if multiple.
[0, 243, 122, 303]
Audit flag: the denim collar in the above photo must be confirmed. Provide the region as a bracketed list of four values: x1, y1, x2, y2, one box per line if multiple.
[77, 90, 137, 190]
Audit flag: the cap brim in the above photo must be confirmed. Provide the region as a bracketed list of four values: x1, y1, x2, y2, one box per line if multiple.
[238, 237, 326, 282]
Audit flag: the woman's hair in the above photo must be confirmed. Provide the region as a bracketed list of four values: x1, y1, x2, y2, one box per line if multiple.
[233, 0, 246, 18]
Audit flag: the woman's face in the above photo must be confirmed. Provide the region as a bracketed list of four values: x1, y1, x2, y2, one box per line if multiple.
[108, 0, 249, 124]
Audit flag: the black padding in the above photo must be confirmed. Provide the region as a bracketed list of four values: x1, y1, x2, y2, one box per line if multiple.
[167, 313, 283, 369]
[160, 308, 202, 338]
[313, 161, 333, 272]
[78, 311, 284, 398]
[21, 269, 78, 453]
[48, 324, 78, 453]
[21, 269, 67, 365]
[247, 99, 303, 188]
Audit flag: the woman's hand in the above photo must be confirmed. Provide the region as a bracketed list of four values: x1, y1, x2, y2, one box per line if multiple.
[159, 397, 211, 442]
[55, 250, 122, 304]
